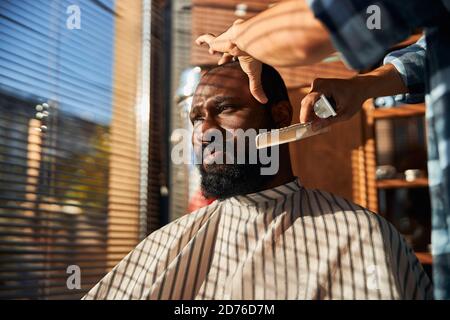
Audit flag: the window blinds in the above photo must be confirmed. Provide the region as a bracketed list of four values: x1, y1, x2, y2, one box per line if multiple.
[0, 0, 147, 299]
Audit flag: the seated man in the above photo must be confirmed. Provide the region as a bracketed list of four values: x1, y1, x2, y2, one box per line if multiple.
[84, 62, 432, 300]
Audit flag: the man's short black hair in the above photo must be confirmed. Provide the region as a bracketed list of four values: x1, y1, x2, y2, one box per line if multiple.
[204, 61, 290, 106]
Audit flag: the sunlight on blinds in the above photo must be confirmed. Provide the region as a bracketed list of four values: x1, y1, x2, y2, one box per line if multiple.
[0, 0, 144, 299]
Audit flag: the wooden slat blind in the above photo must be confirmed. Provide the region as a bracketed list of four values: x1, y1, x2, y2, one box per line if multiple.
[0, 0, 146, 299]
[169, 0, 192, 221]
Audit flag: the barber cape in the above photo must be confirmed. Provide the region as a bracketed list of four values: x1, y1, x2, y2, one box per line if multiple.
[83, 178, 433, 300]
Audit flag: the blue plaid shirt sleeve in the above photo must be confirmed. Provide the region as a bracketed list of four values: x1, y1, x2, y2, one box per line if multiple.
[307, 0, 446, 71]
[383, 36, 426, 104]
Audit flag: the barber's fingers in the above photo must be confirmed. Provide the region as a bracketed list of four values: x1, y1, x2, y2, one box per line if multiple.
[196, 33, 235, 55]
[195, 33, 215, 46]
[218, 53, 234, 65]
[249, 75, 268, 104]
[300, 92, 321, 124]
[196, 34, 220, 55]
[196, 20, 242, 48]
[238, 56, 268, 104]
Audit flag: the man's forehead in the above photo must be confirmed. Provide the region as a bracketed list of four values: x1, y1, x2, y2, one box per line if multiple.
[194, 68, 249, 100]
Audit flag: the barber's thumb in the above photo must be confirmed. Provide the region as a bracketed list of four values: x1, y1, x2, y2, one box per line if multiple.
[300, 92, 320, 123]
[218, 53, 233, 65]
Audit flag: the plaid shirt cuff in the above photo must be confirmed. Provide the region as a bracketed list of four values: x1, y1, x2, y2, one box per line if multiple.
[383, 36, 426, 104]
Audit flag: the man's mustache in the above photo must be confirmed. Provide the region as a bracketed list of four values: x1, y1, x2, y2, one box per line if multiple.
[199, 141, 225, 160]
[191, 128, 271, 167]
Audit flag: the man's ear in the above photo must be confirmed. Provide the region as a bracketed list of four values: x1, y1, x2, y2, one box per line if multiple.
[270, 100, 292, 128]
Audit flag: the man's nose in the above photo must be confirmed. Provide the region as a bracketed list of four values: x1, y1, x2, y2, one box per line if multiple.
[193, 117, 223, 144]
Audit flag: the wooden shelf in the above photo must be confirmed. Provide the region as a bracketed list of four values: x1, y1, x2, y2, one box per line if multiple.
[415, 252, 432, 265]
[376, 178, 429, 189]
[370, 104, 425, 119]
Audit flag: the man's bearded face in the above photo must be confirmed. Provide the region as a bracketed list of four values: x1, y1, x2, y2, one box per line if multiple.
[190, 67, 276, 199]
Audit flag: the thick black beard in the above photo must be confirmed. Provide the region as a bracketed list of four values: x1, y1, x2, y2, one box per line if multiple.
[199, 163, 272, 200]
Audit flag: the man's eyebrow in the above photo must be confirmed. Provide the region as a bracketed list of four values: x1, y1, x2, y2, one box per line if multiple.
[191, 95, 239, 111]
[212, 96, 238, 104]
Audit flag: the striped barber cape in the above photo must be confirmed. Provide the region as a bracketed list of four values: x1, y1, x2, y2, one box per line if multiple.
[83, 178, 433, 300]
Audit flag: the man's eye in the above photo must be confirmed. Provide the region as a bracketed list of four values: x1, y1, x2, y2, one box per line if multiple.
[217, 105, 235, 113]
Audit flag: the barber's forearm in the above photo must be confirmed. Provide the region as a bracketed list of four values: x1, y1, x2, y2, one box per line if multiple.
[353, 63, 409, 101]
[231, 0, 335, 67]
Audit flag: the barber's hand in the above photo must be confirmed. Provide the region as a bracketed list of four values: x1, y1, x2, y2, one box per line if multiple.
[195, 20, 268, 104]
[300, 77, 367, 130]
